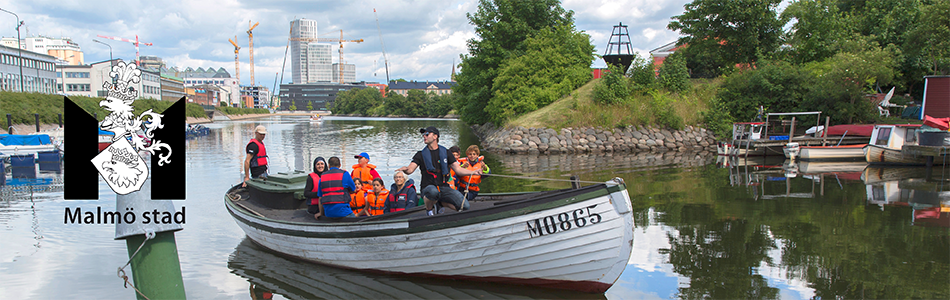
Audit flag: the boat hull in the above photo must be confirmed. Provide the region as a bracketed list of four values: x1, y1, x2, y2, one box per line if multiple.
[226, 183, 633, 293]
[798, 144, 867, 161]
[864, 144, 946, 165]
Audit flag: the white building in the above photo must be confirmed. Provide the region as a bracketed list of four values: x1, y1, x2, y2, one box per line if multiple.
[308, 43, 332, 82]
[291, 19, 318, 84]
[167, 66, 240, 106]
[1, 44, 58, 93]
[57, 59, 161, 100]
[21, 36, 84, 65]
[331, 63, 356, 83]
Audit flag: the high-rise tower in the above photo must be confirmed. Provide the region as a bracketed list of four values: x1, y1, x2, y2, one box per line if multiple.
[290, 19, 318, 84]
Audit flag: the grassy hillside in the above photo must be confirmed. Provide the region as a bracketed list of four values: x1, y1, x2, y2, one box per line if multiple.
[508, 78, 722, 130]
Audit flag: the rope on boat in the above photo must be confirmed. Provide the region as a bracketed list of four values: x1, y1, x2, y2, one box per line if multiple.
[117, 231, 154, 300]
[481, 173, 605, 184]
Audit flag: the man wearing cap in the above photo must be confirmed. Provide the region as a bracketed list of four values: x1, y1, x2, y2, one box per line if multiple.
[243, 125, 269, 187]
[351, 152, 380, 191]
[396, 126, 483, 215]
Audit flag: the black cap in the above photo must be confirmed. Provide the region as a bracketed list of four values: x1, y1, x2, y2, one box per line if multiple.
[420, 126, 440, 136]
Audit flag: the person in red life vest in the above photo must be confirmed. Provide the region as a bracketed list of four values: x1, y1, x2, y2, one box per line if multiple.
[349, 178, 369, 216]
[363, 178, 390, 216]
[303, 157, 327, 217]
[315, 157, 358, 218]
[395, 126, 483, 216]
[243, 125, 268, 187]
[385, 171, 417, 213]
[447, 146, 461, 190]
[351, 152, 380, 191]
[458, 145, 490, 202]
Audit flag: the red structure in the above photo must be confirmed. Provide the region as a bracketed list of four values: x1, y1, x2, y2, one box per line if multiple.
[921, 75, 950, 118]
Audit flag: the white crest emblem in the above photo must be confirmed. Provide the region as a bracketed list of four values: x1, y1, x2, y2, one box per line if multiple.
[95, 61, 172, 195]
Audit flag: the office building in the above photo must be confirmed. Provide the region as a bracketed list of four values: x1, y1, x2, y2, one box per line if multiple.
[331, 63, 356, 84]
[1, 44, 58, 93]
[290, 19, 318, 84]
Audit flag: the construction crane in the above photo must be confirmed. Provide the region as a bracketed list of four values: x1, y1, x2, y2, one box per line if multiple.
[374, 8, 391, 84]
[290, 29, 363, 84]
[228, 36, 241, 84]
[247, 21, 259, 86]
[96, 34, 153, 66]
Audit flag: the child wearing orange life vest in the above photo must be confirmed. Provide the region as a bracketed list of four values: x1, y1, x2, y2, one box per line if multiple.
[458, 145, 490, 202]
[349, 179, 369, 216]
[363, 178, 390, 216]
[351, 152, 381, 192]
[447, 146, 461, 190]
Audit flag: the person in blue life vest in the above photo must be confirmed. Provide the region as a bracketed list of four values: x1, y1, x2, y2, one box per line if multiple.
[395, 126, 483, 215]
[303, 157, 327, 218]
[243, 125, 268, 187]
[315, 156, 358, 219]
[384, 171, 417, 213]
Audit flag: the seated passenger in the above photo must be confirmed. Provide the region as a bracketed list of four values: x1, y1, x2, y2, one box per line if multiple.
[349, 178, 368, 216]
[363, 178, 389, 216]
[459, 145, 490, 202]
[315, 156, 357, 218]
[303, 157, 327, 217]
[447, 146, 461, 190]
[385, 171, 417, 214]
[351, 152, 380, 191]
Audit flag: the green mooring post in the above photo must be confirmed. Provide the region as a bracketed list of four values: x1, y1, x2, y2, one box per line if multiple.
[116, 177, 186, 299]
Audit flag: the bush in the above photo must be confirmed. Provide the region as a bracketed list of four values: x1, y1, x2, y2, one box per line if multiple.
[700, 96, 735, 139]
[658, 52, 689, 92]
[593, 64, 630, 105]
[627, 53, 656, 92]
[649, 90, 684, 130]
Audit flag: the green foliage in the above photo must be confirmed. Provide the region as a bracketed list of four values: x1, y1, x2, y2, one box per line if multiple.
[717, 61, 815, 122]
[0, 92, 212, 127]
[333, 87, 454, 117]
[331, 87, 383, 115]
[668, 0, 784, 68]
[700, 95, 735, 139]
[649, 90, 684, 130]
[289, 104, 297, 111]
[485, 24, 595, 123]
[454, 0, 583, 124]
[594, 64, 630, 105]
[658, 52, 690, 92]
[627, 53, 656, 91]
[904, 0, 950, 75]
[781, 0, 851, 64]
[216, 106, 269, 115]
[306, 101, 313, 111]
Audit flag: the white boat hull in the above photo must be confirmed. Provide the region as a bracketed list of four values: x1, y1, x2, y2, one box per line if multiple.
[798, 145, 867, 161]
[227, 184, 633, 293]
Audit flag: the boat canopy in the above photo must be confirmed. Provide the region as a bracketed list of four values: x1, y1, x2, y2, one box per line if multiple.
[0, 134, 51, 146]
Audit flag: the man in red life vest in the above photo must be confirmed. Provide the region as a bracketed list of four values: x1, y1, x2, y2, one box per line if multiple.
[243, 125, 268, 187]
[315, 156, 358, 218]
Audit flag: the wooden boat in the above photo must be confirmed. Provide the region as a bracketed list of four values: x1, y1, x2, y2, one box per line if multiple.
[862, 124, 947, 165]
[225, 171, 634, 293]
[797, 144, 868, 161]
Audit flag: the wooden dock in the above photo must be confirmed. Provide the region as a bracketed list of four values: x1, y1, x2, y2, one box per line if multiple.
[732, 136, 870, 156]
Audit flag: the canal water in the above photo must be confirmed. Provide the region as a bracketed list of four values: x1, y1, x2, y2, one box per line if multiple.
[1, 116, 947, 299]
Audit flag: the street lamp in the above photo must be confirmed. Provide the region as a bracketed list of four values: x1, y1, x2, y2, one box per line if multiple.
[92, 39, 113, 67]
[0, 8, 24, 92]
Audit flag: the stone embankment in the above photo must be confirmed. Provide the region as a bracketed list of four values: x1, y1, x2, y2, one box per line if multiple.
[472, 123, 718, 154]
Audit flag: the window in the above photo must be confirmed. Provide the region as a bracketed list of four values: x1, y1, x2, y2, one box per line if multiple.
[874, 128, 891, 146]
[906, 129, 917, 143]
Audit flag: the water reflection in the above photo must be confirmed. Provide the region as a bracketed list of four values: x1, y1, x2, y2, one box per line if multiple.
[228, 238, 605, 300]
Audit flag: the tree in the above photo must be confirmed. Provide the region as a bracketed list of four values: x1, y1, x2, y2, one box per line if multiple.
[668, 0, 784, 69]
[781, 0, 851, 64]
[904, 0, 950, 75]
[594, 63, 630, 105]
[658, 52, 690, 92]
[485, 24, 595, 123]
[627, 53, 656, 91]
[454, 0, 578, 124]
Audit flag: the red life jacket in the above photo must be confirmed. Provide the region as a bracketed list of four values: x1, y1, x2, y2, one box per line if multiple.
[318, 169, 349, 205]
[248, 138, 268, 167]
[386, 183, 414, 213]
[308, 173, 321, 205]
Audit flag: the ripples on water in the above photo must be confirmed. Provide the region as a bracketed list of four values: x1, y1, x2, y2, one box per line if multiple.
[1, 116, 947, 299]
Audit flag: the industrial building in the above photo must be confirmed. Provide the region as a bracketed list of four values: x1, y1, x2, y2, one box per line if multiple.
[279, 82, 366, 111]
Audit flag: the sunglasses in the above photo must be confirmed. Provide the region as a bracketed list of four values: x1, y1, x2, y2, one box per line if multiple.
[422, 132, 430, 137]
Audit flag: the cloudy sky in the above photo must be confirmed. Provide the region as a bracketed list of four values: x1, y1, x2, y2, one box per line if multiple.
[0, 0, 692, 87]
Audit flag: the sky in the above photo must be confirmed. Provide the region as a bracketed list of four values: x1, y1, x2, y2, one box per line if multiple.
[0, 0, 692, 88]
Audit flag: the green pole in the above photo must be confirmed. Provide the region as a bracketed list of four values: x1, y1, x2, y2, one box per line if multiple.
[124, 231, 186, 300]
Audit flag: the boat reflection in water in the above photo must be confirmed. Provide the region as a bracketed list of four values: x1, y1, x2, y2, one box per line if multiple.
[863, 166, 950, 228]
[228, 238, 605, 300]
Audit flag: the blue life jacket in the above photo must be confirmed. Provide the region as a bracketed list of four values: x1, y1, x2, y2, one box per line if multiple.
[421, 145, 449, 184]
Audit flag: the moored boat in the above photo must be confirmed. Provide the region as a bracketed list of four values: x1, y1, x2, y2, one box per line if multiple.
[797, 144, 868, 161]
[863, 124, 946, 165]
[225, 172, 634, 293]
[0, 133, 60, 159]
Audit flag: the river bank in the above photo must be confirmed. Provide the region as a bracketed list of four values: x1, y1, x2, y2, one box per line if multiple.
[472, 123, 717, 155]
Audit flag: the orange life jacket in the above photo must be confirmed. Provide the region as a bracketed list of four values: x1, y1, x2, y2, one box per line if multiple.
[308, 173, 321, 205]
[351, 163, 378, 190]
[248, 138, 268, 167]
[365, 189, 389, 216]
[458, 156, 484, 192]
[350, 189, 368, 215]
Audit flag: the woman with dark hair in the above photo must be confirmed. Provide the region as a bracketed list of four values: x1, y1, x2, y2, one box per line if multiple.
[303, 157, 327, 218]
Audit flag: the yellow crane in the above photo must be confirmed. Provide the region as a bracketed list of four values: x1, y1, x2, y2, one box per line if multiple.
[247, 21, 260, 85]
[228, 36, 241, 84]
[290, 29, 363, 84]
